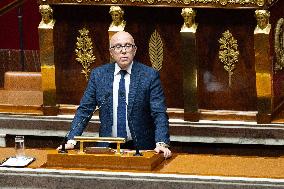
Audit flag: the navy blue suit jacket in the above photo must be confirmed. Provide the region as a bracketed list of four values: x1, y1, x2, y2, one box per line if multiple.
[68, 61, 170, 150]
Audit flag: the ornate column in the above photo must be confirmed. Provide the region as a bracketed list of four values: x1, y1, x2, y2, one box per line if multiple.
[180, 8, 199, 122]
[254, 10, 272, 123]
[38, 5, 59, 115]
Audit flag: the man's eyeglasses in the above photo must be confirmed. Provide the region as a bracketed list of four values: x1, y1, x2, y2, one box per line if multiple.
[110, 43, 136, 53]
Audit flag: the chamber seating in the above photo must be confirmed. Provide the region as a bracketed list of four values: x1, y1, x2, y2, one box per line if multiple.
[0, 72, 43, 106]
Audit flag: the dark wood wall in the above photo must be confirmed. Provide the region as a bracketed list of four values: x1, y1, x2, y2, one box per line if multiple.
[270, 0, 284, 108]
[1, 1, 283, 114]
[53, 6, 184, 108]
[53, 5, 261, 111]
[54, 6, 110, 105]
[197, 9, 257, 111]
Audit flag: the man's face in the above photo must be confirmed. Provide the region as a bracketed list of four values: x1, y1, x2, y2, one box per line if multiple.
[110, 32, 137, 69]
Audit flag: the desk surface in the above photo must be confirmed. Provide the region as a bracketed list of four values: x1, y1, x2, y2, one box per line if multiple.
[1, 147, 284, 179]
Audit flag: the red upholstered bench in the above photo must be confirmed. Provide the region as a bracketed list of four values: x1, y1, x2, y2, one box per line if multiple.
[4, 71, 42, 91]
[0, 72, 43, 106]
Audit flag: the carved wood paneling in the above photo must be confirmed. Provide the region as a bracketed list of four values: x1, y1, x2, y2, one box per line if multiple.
[197, 9, 257, 111]
[54, 6, 110, 104]
[53, 6, 183, 108]
[270, 0, 284, 107]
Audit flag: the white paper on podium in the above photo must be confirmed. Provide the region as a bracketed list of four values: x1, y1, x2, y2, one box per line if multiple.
[0, 156, 35, 167]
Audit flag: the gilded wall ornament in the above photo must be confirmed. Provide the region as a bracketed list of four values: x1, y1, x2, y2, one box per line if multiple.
[75, 28, 96, 81]
[218, 30, 239, 87]
[40, 0, 278, 7]
[149, 30, 164, 71]
[220, 0, 228, 6]
[254, 10, 271, 34]
[180, 8, 198, 33]
[38, 5, 55, 28]
[274, 18, 284, 71]
[256, 0, 265, 6]
[108, 6, 126, 31]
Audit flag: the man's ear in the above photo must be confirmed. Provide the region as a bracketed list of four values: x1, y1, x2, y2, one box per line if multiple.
[109, 50, 114, 58]
[133, 46, 137, 55]
[110, 50, 118, 62]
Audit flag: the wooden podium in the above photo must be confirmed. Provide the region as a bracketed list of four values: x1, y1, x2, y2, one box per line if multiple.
[45, 137, 164, 171]
[45, 150, 164, 171]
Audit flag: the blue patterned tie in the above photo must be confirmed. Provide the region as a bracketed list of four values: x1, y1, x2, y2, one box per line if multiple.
[117, 70, 127, 138]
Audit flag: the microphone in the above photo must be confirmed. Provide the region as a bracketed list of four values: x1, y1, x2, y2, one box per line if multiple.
[59, 93, 111, 153]
[127, 110, 143, 156]
[130, 125, 143, 156]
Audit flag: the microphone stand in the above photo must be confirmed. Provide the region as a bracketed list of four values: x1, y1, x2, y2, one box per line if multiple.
[134, 148, 143, 156]
[125, 103, 143, 156]
[131, 124, 143, 156]
[58, 93, 110, 154]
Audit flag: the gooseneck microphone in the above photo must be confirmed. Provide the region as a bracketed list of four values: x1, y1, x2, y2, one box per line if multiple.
[58, 93, 111, 153]
[132, 128, 143, 156]
[128, 114, 143, 156]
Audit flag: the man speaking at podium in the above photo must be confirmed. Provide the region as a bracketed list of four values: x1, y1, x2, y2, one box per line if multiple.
[58, 31, 171, 158]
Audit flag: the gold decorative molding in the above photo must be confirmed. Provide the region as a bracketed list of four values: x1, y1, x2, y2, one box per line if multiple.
[39, 0, 279, 8]
[218, 30, 239, 87]
[75, 28, 96, 81]
[274, 18, 284, 71]
[149, 30, 163, 71]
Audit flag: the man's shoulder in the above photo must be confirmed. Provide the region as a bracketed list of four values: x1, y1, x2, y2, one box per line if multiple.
[96, 62, 114, 70]
[92, 63, 114, 73]
[134, 61, 157, 74]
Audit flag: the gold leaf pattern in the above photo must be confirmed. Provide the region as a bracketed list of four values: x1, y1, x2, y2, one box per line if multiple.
[149, 30, 164, 71]
[40, 0, 277, 7]
[218, 30, 239, 87]
[274, 18, 284, 71]
[75, 28, 96, 81]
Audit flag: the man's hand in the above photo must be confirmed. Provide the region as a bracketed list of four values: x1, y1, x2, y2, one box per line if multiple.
[154, 145, 172, 159]
[56, 143, 75, 150]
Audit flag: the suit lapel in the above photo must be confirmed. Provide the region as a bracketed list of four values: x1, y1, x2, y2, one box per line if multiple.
[105, 64, 115, 125]
[127, 62, 140, 118]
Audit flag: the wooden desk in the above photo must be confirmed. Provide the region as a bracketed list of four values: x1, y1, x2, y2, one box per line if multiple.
[45, 149, 164, 171]
[1, 147, 284, 176]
